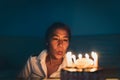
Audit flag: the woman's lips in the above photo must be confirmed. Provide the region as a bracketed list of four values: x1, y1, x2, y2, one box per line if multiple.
[57, 51, 63, 55]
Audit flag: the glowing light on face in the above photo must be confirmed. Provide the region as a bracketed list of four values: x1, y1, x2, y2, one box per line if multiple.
[48, 28, 69, 59]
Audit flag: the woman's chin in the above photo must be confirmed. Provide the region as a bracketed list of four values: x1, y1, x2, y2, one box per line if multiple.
[55, 55, 63, 60]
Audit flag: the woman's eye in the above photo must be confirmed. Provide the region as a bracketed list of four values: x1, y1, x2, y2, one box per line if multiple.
[52, 38, 58, 40]
[63, 39, 68, 42]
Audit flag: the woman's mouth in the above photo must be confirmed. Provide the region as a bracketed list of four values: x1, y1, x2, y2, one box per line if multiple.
[57, 51, 63, 55]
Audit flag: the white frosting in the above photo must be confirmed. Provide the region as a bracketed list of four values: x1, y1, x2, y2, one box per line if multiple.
[75, 58, 94, 68]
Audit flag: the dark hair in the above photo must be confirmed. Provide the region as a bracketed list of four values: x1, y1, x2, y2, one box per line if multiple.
[45, 22, 71, 43]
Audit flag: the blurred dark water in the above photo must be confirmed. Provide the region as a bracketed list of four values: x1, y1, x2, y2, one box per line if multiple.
[0, 34, 120, 79]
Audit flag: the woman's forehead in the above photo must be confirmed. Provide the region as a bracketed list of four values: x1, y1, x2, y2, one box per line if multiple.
[52, 28, 69, 36]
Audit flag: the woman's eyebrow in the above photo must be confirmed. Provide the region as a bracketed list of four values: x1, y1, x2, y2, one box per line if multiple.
[52, 34, 69, 38]
[63, 36, 69, 38]
[52, 34, 58, 37]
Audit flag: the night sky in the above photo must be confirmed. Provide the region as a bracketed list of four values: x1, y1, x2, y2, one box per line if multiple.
[0, 0, 120, 37]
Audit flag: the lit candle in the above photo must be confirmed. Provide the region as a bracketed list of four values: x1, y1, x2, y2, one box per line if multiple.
[91, 51, 98, 67]
[85, 53, 89, 59]
[71, 55, 76, 64]
[66, 51, 73, 67]
[78, 54, 82, 59]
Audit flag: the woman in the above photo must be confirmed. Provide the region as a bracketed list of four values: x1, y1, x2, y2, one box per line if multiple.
[18, 22, 71, 79]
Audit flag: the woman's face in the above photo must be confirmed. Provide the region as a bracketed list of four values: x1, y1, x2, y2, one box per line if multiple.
[48, 28, 69, 60]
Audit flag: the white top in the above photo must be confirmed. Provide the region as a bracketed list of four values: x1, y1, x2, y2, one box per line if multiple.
[18, 49, 67, 79]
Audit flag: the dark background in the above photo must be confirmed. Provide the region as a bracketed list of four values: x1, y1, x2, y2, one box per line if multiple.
[0, 0, 120, 79]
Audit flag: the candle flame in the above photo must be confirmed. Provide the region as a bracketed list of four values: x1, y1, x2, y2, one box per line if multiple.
[71, 55, 76, 63]
[67, 51, 72, 55]
[91, 51, 97, 59]
[85, 53, 89, 59]
[66, 51, 73, 67]
[91, 51, 98, 67]
[78, 54, 82, 59]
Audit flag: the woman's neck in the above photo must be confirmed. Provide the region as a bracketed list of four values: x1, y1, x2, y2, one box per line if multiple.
[46, 54, 63, 65]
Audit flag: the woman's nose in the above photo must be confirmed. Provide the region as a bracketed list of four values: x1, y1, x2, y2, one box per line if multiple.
[58, 40, 63, 46]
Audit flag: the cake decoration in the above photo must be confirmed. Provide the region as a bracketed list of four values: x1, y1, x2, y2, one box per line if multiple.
[61, 51, 100, 80]
[66, 51, 98, 69]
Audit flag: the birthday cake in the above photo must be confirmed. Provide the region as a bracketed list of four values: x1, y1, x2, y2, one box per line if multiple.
[61, 51, 101, 80]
